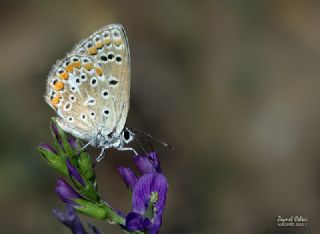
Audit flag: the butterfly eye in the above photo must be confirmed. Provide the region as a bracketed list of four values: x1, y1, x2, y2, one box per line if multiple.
[123, 130, 130, 141]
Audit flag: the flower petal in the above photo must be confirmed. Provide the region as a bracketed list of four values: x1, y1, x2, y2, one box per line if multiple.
[67, 159, 85, 186]
[133, 152, 161, 174]
[125, 212, 145, 231]
[148, 152, 161, 173]
[67, 136, 79, 150]
[117, 167, 138, 190]
[147, 215, 162, 234]
[132, 173, 168, 216]
[51, 121, 62, 145]
[55, 179, 83, 205]
[52, 205, 86, 234]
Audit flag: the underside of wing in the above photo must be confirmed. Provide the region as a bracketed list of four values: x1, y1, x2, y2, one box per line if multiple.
[45, 54, 118, 141]
[70, 24, 131, 134]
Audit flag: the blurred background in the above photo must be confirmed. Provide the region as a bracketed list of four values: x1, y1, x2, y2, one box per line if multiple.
[1, 0, 320, 233]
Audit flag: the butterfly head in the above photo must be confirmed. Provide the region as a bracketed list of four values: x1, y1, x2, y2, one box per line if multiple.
[93, 127, 135, 149]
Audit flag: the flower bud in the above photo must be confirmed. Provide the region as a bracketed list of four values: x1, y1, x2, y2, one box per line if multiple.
[38, 144, 68, 176]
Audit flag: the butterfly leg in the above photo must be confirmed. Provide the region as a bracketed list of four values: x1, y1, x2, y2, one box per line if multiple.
[75, 141, 91, 157]
[80, 141, 91, 152]
[96, 148, 106, 162]
[118, 147, 138, 156]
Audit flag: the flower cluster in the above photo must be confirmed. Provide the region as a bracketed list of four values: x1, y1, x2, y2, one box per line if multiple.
[38, 119, 168, 234]
[118, 152, 168, 234]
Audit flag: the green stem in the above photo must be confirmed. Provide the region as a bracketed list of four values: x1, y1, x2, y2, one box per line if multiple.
[103, 201, 126, 225]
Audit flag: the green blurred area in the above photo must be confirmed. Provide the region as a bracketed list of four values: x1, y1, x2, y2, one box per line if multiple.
[1, 0, 320, 233]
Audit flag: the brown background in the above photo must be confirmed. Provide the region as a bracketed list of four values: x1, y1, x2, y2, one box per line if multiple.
[0, 0, 320, 233]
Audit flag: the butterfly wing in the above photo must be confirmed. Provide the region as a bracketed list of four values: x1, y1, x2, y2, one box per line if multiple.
[45, 54, 118, 142]
[45, 24, 131, 143]
[71, 24, 131, 135]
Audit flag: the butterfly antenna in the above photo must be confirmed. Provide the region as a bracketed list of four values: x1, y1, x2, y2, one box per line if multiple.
[134, 135, 149, 156]
[130, 128, 174, 150]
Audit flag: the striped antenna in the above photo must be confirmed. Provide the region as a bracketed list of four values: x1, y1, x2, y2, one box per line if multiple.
[129, 128, 174, 150]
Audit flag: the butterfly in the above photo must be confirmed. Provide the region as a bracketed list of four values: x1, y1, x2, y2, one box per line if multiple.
[45, 24, 136, 161]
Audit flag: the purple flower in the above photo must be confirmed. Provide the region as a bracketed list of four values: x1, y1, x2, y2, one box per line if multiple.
[51, 121, 62, 145]
[55, 179, 84, 205]
[134, 152, 161, 174]
[67, 136, 79, 150]
[126, 212, 152, 231]
[52, 205, 86, 234]
[117, 152, 168, 233]
[125, 173, 168, 234]
[117, 167, 138, 191]
[67, 159, 85, 186]
[51, 121, 79, 151]
[118, 152, 162, 191]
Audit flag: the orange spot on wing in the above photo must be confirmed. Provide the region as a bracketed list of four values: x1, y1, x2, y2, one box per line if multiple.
[53, 81, 64, 91]
[95, 41, 103, 49]
[95, 67, 103, 76]
[58, 71, 69, 80]
[84, 63, 93, 71]
[87, 47, 97, 55]
[65, 65, 73, 72]
[114, 39, 122, 46]
[51, 95, 60, 106]
[72, 61, 81, 69]
[104, 38, 112, 46]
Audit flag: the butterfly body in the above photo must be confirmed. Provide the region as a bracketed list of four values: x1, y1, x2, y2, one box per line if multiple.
[45, 24, 135, 157]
